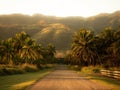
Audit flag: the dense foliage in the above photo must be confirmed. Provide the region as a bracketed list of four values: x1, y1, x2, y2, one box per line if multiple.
[66, 27, 120, 68]
[0, 32, 56, 66]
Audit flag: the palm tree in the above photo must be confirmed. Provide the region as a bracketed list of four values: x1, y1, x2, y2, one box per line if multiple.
[33, 44, 44, 67]
[34, 44, 45, 56]
[71, 28, 98, 66]
[18, 37, 39, 64]
[111, 28, 120, 66]
[47, 43, 56, 57]
[19, 45, 38, 64]
[94, 27, 120, 67]
[45, 43, 56, 63]
[13, 31, 30, 52]
[0, 38, 14, 65]
[0, 41, 4, 64]
[98, 28, 118, 67]
[12, 32, 32, 64]
[114, 28, 120, 55]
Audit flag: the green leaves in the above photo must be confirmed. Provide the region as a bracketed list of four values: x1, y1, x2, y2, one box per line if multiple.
[0, 32, 56, 65]
[71, 28, 97, 66]
[70, 27, 120, 67]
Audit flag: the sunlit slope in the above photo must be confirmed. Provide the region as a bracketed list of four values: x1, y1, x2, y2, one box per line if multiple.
[32, 23, 73, 50]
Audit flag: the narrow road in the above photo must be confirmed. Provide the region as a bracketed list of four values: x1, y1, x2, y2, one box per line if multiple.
[26, 65, 111, 90]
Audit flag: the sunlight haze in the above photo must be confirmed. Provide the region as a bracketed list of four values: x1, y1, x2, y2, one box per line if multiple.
[0, 0, 120, 17]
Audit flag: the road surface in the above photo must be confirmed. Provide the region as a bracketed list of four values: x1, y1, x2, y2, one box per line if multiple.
[26, 65, 111, 90]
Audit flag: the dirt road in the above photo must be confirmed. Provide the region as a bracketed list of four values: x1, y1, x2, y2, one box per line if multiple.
[26, 65, 111, 90]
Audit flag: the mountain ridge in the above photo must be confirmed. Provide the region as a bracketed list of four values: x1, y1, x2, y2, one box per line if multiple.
[0, 10, 120, 50]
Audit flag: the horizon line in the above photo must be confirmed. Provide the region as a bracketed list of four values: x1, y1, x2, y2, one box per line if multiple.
[0, 10, 119, 18]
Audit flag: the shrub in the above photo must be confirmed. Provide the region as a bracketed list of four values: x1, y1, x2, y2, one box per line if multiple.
[12, 68, 25, 74]
[92, 68, 100, 73]
[0, 68, 6, 75]
[70, 65, 81, 71]
[36, 64, 44, 69]
[80, 66, 102, 74]
[2, 68, 14, 75]
[22, 64, 39, 72]
[0, 64, 40, 76]
[44, 64, 55, 68]
[0, 68, 25, 76]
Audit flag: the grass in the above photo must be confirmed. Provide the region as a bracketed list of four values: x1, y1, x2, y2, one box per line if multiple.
[69, 65, 120, 90]
[89, 75, 120, 90]
[0, 68, 53, 90]
[76, 66, 120, 90]
[0, 64, 39, 76]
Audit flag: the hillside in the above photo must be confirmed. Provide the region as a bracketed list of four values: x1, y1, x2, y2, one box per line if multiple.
[0, 11, 120, 50]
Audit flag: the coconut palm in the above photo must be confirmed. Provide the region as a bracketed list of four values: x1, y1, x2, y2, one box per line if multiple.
[19, 45, 39, 64]
[12, 32, 32, 64]
[13, 31, 30, 52]
[47, 43, 56, 57]
[95, 27, 120, 67]
[71, 28, 98, 66]
[45, 43, 56, 63]
[114, 28, 120, 54]
[32, 44, 45, 67]
[0, 38, 14, 65]
[0, 41, 4, 64]
[18, 37, 39, 64]
[111, 28, 120, 66]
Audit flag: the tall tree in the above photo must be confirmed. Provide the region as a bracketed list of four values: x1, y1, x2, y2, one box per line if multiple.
[0, 38, 14, 65]
[71, 28, 98, 66]
[45, 43, 56, 63]
[18, 35, 39, 64]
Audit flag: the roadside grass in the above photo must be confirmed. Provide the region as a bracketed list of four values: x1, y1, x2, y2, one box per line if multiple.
[70, 65, 120, 90]
[0, 68, 53, 90]
[88, 75, 120, 90]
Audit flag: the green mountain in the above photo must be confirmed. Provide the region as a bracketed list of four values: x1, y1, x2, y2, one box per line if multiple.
[0, 11, 120, 50]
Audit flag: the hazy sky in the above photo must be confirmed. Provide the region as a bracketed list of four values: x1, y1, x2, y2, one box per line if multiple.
[0, 0, 120, 17]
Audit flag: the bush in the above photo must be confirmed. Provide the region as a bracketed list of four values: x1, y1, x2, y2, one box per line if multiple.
[0, 69, 6, 75]
[0, 68, 25, 76]
[44, 64, 55, 68]
[70, 65, 81, 71]
[0, 64, 40, 76]
[12, 68, 25, 74]
[36, 64, 44, 69]
[92, 68, 100, 73]
[2, 68, 14, 75]
[22, 64, 39, 72]
[80, 66, 102, 74]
